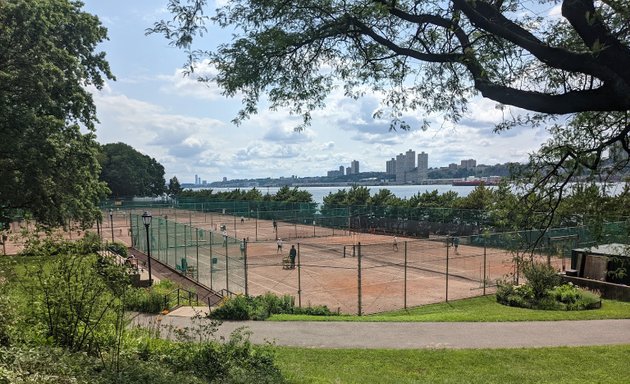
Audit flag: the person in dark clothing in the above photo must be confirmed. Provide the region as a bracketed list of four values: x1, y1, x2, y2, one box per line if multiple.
[289, 245, 297, 269]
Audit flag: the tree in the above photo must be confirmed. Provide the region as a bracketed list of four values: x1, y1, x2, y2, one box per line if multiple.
[272, 186, 313, 203]
[167, 176, 183, 198]
[99, 143, 166, 197]
[0, 0, 114, 228]
[150, 0, 630, 227]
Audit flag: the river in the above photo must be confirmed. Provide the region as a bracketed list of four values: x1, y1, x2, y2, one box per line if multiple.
[201, 185, 480, 206]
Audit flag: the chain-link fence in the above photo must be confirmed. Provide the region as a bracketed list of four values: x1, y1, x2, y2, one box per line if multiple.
[131, 213, 247, 296]
[123, 206, 629, 315]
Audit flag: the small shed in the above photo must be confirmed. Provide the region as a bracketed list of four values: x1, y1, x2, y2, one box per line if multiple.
[571, 243, 630, 285]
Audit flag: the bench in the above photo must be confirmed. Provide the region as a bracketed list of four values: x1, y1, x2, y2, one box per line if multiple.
[176, 258, 197, 279]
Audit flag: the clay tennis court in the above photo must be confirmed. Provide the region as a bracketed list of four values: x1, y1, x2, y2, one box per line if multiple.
[122, 208, 547, 314]
[4, 208, 559, 314]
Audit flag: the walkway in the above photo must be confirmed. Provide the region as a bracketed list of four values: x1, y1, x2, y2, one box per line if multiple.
[129, 248, 630, 350]
[132, 310, 630, 349]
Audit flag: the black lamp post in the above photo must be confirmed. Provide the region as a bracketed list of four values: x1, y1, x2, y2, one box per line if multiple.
[109, 209, 114, 243]
[142, 211, 153, 285]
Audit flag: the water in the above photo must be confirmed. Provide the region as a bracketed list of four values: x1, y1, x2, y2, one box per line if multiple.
[197, 185, 479, 206]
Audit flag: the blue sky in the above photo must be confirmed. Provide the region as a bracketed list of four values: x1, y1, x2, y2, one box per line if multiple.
[82, 0, 556, 184]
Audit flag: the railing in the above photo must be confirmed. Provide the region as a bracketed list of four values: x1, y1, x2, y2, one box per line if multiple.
[163, 288, 199, 311]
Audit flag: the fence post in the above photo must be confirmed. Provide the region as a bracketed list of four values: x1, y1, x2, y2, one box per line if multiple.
[183, 224, 188, 263]
[255, 209, 258, 241]
[297, 243, 302, 308]
[483, 235, 487, 296]
[210, 231, 214, 290]
[174, 222, 178, 267]
[128, 212, 133, 247]
[243, 238, 249, 296]
[195, 226, 200, 282]
[357, 242, 362, 316]
[225, 236, 229, 293]
[446, 237, 450, 303]
[156, 219, 161, 262]
[165, 219, 169, 266]
[404, 241, 408, 309]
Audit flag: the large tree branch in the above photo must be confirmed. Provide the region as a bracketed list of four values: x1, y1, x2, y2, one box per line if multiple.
[561, 0, 630, 85]
[475, 81, 628, 113]
[349, 17, 464, 63]
[451, 0, 620, 82]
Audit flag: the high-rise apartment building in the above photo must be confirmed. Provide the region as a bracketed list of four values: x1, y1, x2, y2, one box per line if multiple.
[460, 159, 477, 169]
[351, 160, 359, 174]
[386, 158, 396, 175]
[417, 152, 428, 181]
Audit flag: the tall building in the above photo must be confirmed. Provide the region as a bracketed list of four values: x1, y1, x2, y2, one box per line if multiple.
[351, 160, 359, 174]
[386, 158, 396, 175]
[460, 159, 477, 169]
[394, 149, 417, 183]
[194, 174, 199, 184]
[346, 166, 352, 175]
[339, 165, 345, 175]
[395, 153, 406, 183]
[417, 152, 428, 181]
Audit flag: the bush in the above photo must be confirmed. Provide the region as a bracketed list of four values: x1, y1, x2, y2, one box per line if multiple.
[124, 280, 181, 314]
[522, 262, 562, 302]
[548, 284, 602, 310]
[209, 293, 337, 320]
[496, 279, 602, 311]
[107, 242, 128, 257]
[210, 295, 253, 320]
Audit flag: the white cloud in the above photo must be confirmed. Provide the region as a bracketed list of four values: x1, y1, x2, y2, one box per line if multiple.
[158, 60, 225, 100]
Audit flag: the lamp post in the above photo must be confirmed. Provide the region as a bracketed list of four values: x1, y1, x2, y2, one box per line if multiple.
[142, 211, 153, 285]
[109, 209, 114, 243]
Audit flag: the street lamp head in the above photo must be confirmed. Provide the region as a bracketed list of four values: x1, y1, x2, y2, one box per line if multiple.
[142, 211, 152, 227]
[109, 208, 113, 218]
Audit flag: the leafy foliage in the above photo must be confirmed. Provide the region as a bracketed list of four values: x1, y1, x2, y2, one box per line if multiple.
[99, 142, 166, 197]
[497, 263, 601, 311]
[1, 236, 287, 383]
[210, 292, 337, 320]
[167, 176, 183, 198]
[150, 0, 630, 231]
[0, 0, 114, 228]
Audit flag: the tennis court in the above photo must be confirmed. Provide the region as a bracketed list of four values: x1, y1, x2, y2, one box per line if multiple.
[122, 208, 561, 315]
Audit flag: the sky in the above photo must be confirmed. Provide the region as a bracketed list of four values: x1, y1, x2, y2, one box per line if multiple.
[81, 0, 557, 184]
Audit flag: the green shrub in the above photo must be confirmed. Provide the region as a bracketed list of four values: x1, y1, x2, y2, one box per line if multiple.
[210, 293, 337, 320]
[0, 291, 13, 347]
[548, 284, 602, 310]
[125, 289, 166, 313]
[210, 295, 253, 320]
[523, 262, 562, 302]
[107, 241, 128, 257]
[497, 279, 602, 311]
[124, 281, 182, 313]
[294, 305, 335, 316]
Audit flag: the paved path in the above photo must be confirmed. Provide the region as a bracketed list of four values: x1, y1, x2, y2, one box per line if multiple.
[132, 311, 630, 349]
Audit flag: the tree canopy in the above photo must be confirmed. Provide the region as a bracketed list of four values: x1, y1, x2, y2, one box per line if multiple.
[151, 0, 630, 227]
[167, 176, 183, 198]
[99, 143, 166, 198]
[0, 0, 114, 228]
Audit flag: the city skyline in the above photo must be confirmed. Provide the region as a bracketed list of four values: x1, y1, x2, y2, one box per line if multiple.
[82, 0, 554, 183]
[190, 153, 501, 185]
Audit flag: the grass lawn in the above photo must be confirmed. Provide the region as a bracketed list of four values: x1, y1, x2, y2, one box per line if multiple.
[275, 345, 630, 384]
[270, 295, 630, 322]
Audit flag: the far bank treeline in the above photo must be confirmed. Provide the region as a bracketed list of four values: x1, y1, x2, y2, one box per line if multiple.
[177, 183, 630, 231]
